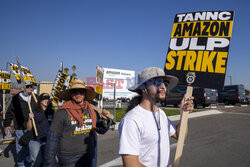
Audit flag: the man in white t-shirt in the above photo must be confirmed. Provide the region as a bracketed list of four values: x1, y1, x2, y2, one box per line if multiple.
[118, 67, 194, 167]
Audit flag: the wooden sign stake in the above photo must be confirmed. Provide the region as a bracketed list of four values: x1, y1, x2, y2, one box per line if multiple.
[2, 90, 6, 119]
[173, 86, 193, 167]
[27, 96, 38, 136]
[90, 104, 114, 120]
[32, 92, 37, 103]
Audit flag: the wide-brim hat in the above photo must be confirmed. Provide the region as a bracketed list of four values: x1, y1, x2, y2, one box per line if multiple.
[129, 67, 178, 93]
[59, 79, 96, 101]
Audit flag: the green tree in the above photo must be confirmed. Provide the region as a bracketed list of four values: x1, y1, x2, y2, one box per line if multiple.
[72, 65, 76, 72]
[71, 65, 77, 78]
[64, 68, 69, 74]
[245, 89, 250, 95]
[71, 73, 77, 78]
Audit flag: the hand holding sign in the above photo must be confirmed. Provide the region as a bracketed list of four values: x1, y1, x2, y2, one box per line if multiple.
[180, 94, 194, 114]
[0, 110, 6, 114]
[90, 104, 114, 120]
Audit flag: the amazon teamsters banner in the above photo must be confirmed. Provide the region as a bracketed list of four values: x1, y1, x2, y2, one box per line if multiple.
[96, 64, 104, 97]
[0, 70, 11, 93]
[50, 70, 75, 106]
[10, 63, 36, 85]
[164, 11, 234, 90]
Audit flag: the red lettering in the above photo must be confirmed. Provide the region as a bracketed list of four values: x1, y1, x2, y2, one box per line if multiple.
[115, 79, 124, 89]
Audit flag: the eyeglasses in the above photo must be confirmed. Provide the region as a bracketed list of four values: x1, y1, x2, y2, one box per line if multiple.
[26, 85, 33, 88]
[70, 89, 85, 94]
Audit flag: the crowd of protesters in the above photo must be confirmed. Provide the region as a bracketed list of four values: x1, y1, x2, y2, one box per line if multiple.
[0, 67, 193, 167]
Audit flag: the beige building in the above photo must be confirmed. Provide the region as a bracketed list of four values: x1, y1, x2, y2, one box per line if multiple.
[38, 81, 54, 95]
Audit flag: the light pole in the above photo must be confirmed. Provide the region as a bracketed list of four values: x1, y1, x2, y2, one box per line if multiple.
[227, 76, 232, 85]
[113, 83, 116, 123]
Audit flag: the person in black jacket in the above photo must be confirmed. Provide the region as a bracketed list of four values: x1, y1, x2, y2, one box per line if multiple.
[44, 79, 113, 167]
[3, 81, 37, 167]
[27, 93, 54, 167]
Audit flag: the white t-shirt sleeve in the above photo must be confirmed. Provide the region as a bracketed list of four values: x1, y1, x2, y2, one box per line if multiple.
[118, 118, 141, 155]
[168, 118, 176, 137]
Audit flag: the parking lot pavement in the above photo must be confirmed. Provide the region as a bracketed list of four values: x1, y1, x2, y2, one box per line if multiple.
[216, 104, 250, 113]
[0, 142, 16, 167]
[169, 105, 250, 167]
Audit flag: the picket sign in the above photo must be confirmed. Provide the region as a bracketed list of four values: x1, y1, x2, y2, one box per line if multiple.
[165, 11, 234, 166]
[173, 86, 193, 167]
[2, 90, 6, 119]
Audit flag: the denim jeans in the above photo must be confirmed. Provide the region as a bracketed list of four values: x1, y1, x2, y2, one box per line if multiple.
[92, 133, 97, 167]
[15, 130, 29, 167]
[29, 140, 45, 167]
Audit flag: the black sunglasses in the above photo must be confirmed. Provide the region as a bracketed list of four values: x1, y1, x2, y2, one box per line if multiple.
[70, 89, 85, 94]
[154, 78, 169, 87]
[145, 78, 169, 88]
[26, 85, 33, 88]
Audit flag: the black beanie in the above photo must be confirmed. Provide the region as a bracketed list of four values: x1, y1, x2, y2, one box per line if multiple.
[38, 93, 50, 102]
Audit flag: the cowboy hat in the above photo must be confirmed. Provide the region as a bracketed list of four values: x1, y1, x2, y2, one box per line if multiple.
[59, 79, 96, 101]
[129, 67, 178, 93]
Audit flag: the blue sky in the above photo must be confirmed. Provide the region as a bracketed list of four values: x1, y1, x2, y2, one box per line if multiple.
[0, 0, 250, 89]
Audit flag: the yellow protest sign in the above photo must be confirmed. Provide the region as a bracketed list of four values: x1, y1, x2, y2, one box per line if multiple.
[165, 11, 234, 89]
[10, 63, 36, 84]
[0, 70, 11, 92]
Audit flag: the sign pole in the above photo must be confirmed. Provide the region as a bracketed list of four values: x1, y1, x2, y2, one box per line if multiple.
[90, 103, 114, 120]
[173, 86, 193, 167]
[2, 90, 6, 119]
[27, 96, 38, 136]
[113, 83, 116, 123]
[32, 92, 37, 103]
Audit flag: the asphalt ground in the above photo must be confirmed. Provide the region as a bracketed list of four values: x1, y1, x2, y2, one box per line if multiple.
[0, 105, 249, 167]
[170, 105, 250, 167]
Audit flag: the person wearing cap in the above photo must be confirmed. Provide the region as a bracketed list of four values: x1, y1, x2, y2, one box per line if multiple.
[3, 80, 37, 167]
[44, 79, 113, 167]
[118, 67, 194, 167]
[26, 93, 54, 167]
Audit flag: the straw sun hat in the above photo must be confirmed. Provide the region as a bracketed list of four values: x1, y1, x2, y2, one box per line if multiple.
[59, 79, 96, 101]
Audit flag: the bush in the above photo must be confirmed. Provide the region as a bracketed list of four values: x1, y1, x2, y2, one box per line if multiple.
[107, 108, 200, 122]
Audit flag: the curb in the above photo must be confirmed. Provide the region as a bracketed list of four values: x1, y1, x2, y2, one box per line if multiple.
[113, 109, 222, 130]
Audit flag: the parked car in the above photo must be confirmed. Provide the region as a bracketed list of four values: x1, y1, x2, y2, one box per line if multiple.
[218, 84, 246, 105]
[117, 97, 130, 102]
[161, 85, 217, 108]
